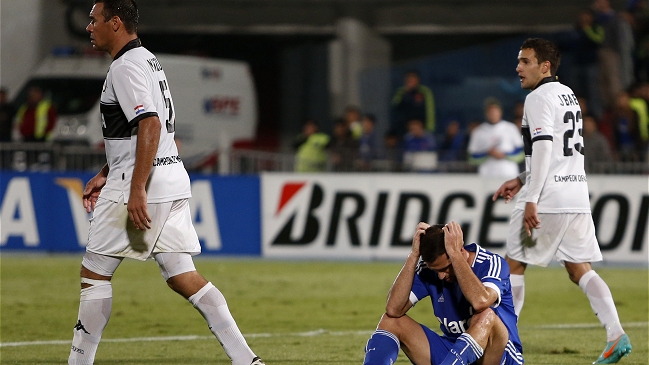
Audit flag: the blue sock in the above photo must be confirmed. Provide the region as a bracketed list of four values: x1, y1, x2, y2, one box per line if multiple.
[441, 333, 484, 365]
[363, 330, 400, 365]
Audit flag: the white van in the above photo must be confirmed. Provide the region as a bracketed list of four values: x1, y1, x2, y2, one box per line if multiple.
[13, 53, 257, 163]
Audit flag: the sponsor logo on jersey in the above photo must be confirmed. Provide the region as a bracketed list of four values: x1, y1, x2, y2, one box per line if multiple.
[533, 127, 542, 136]
[554, 174, 587, 182]
[134, 104, 145, 115]
[437, 316, 470, 334]
[152, 155, 182, 167]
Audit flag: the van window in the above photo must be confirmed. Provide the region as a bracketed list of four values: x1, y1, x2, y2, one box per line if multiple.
[13, 78, 104, 115]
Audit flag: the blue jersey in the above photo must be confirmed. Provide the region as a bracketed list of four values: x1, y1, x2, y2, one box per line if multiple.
[410, 243, 523, 352]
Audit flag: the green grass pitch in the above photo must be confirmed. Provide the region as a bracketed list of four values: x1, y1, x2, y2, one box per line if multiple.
[1, 254, 647, 364]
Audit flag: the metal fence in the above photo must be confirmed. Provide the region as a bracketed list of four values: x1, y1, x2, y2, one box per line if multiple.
[0, 142, 107, 173]
[1, 142, 647, 175]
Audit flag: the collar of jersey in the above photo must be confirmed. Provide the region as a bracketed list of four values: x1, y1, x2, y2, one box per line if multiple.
[533, 76, 558, 90]
[113, 38, 142, 61]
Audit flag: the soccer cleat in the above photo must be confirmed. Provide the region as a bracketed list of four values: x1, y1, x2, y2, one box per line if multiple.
[593, 334, 632, 364]
[250, 356, 266, 365]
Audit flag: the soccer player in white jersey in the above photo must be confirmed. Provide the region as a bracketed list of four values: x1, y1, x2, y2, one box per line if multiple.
[363, 221, 523, 365]
[68, 1, 265, 364]
[493, 38, 631, 364]
[468, 97, 524, 178]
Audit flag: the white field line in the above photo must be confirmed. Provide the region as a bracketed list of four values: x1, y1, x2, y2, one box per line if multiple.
[2, 322, 647, 348]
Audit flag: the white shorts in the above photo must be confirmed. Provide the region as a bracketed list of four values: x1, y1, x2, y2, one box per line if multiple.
[86, 195, 201, 261]
[506, 209, 603, 267]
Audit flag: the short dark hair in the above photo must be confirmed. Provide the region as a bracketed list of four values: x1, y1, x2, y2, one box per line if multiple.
[521, 38, 561, 76]
[95, 0, 139, 34]
[420, 224, 446, 263]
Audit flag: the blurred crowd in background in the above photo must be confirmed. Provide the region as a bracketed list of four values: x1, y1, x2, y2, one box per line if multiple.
[294, 0, 649, 174]
[1, 0, 648, 175]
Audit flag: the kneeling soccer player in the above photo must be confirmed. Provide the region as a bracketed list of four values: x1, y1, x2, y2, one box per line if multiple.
[363, 221, 524, 365]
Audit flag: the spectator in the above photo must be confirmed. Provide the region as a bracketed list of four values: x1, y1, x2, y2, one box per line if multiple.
[358, 113, 381, 169]
[583, 114, 615, 172]
[577, 95, 615, 143]
[380, 130, 403, 172]
[620, 10, 638, 89]
[610, 91, 644, 161]
[344, 105, 363, 140]
[629, 0, 649, 82]
[468, 98, 524, 179]
[403, 118, 437, 172]
[403, 118, 436, 152]
[391, 70, 436, 138]
[437, 120, 466, 162]
[330, 118, 358, 171]
[592, 0, 631, 108]
[0, 87, 15, 142]
[15, 86, 57, 142]
[573, 9, 605, 119]
[293, 119, 330, 172]
[628, 82, 649, 153]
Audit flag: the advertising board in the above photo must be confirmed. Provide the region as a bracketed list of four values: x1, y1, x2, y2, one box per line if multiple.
[261, 173, 648, 264]
[0, 172, 260, 256]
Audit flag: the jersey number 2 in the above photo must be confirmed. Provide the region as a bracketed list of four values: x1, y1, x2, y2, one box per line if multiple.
[563, 110, 584, 157]
[159, 80, 175, 133]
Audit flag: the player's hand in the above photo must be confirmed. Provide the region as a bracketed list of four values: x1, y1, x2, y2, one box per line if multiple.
[442, 221, 464, 257]
[411, 222, 430, 258]
[127, 189, 151, 231]
[492, 177, 523, 204]
[523, 202, 540, 236]
[82, 173, 107, 213]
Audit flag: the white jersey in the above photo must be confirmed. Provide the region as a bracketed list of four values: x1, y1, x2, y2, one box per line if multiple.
[99, 39, 191, 204]
[468, 120, 523, 178]
[516, 78, 591, 213]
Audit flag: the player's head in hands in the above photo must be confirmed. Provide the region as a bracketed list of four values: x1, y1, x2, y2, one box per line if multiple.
[420, 224, 466, 283]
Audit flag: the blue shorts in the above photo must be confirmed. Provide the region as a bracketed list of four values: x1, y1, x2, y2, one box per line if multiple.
[420, 324, 524, 365]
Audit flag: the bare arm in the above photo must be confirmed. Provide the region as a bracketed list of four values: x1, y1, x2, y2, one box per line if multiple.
[385, 222, 430, 318]
[82, 163, 109, 213]
[443, 222, 498, 312]
[128, 116, 161, 230]
[492, 176, 523, 204]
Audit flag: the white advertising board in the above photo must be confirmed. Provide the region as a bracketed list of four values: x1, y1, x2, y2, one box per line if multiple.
[261, 173, 648, 264]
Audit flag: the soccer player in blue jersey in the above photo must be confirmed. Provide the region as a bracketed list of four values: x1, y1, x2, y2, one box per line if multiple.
[362, 221, 523, 365]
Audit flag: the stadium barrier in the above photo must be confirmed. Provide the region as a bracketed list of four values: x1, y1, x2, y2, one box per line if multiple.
[2, 142, 647, 174]
[0, 172, 260, 255]
[1, 172, 647, 264]
[261, 174, 648, 264]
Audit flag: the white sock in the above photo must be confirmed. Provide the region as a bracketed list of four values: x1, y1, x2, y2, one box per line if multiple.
[189, 282, 256, 365]
[579, 270, 625, 341]
[510, 274, 525, 317]
[69, 280, 112, 365]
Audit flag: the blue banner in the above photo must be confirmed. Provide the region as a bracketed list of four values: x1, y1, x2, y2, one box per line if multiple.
[0, 172, 261, 256]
